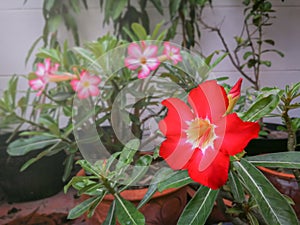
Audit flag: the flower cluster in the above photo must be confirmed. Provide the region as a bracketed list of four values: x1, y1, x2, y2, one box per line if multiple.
[29, 59, 101, 99]
[125, 41, 182, 79]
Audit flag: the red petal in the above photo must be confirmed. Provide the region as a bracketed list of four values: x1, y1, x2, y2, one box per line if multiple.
[186, 149, 229, 189]
[159, 136, 194, 170]
[221, 113, 260, 156]
[188, 80, 228, 122]
[159, 98, 194, 137]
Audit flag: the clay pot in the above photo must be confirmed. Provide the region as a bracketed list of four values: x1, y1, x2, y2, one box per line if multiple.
[77, 170, 188, 225]
[258, 166, 300, 219]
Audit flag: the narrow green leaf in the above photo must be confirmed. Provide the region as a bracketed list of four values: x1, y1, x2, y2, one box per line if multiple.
[7, 136, 60, 156]
[131, 23, 148, 40]
[68, 196, 100, 219]
[241, 94, 280, 122]
[149, 0, 163, 15]
[63, 153, 74, 182]
[228, 171, 245, 203]
[112, 0, 127, 20]
[138, 167, 175, 208]
[150, 21, 164, 40]
[115, 195, 145, 225]
[169, 0, 181, 19]
[48, 15, 63, 32]
[116, 139, 140, 170]
[157, 170, 193, 192]
[177, 186, 219, 225]
[246, 152, 300, 169]
[233, 159, 298, 225]
[103, 200, 116, 225]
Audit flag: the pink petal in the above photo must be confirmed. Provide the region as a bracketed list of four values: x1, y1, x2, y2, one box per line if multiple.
[146, 58, 160, 70]
[88, 85, 100, 97]
[29, 79, 44, 90]
[36, 63, 46, 77]
[137, 65, 151, 79]
[125, 58, 140, 70]
[128, 43, 142, 58]
[143, 45, 158, 58]
[70, 79, 80, 91]
[171, 55, 182, 65]
[77, 88, 90, 99]
[44, 58, 51, 71]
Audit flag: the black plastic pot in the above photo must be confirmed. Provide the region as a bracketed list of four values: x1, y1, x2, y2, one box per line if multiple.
[0, 132, 66, 202]
[245, 123, 300, 156]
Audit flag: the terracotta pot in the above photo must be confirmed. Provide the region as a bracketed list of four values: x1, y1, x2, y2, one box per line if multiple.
[258, 166, 300, 219]
[77, 170, 188, 225]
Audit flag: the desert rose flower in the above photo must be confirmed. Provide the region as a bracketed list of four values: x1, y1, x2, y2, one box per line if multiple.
[163, 42, 182, 65]
[29, 58, 75, 96]
[159, 80, 260, 189]
[70, 71, 101, 99]
[125, 42, 160, 79]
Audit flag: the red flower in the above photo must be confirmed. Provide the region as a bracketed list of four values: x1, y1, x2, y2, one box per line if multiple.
[159, 80, 260, 189]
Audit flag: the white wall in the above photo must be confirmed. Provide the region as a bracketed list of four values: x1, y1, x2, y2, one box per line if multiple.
[0, 0, 299, 100]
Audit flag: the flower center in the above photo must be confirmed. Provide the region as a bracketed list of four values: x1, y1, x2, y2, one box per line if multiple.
[140, 57, 147, 65]
[83, 81, 90, 88]
[186, 118, 216, 153]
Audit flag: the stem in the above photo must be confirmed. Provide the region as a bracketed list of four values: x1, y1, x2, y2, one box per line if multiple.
[281, 96, 300, 188]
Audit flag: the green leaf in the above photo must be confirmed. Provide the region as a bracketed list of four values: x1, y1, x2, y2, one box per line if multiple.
[209, 53, 228, 69]
[103, 200, 116, 225]
[264, 39, 275, 46]
[233, 159, 298, 225]
[7, 136, 60, 156]
[157, 170, 193, 192]
[68, 196, 101, 219]
[45, 0, 56, 11]
[243, 51, 253, 60]
[228, 171, 245, 203]
[131, 23, 148, 40]
[246, 152, 300, 169]
[169, 0, 181, 19]
[177, 186, 219, 225]
[150, 0, 163, 15]
[63, 153, 74, 182]
[111, 0, 127, 20]
[115, 195, 145, 225]
[48, 15, 63, 32]
[261, 60, 272, 67]
[138, 167, 175, 208]
[116, 139, 140, 170]
[120, 155, 152, 191]
[241, 94, 280, 122]
[150, 20, 164, 40]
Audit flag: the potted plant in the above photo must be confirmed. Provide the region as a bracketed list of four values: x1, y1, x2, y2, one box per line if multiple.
[0, 76, 67, 202]
[246, 82, 300, 218]
[60, 28, 299, 224]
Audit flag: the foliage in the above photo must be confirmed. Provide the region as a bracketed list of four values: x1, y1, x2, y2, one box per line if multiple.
[199, 0, 284, 91]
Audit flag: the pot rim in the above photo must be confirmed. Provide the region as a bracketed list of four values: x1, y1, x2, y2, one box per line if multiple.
[257, 166, 295, 179]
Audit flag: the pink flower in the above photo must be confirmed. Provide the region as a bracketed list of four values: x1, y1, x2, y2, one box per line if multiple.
[70, 71, 101, 99]
[29, 58, 60, 96]
[125, 42, 160, 79]
[163, 42, 182, 65]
